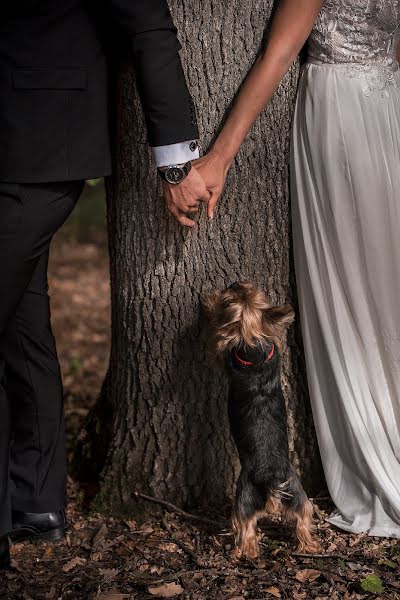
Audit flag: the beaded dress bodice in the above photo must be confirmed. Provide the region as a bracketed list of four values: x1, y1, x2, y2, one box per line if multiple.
[308, 1, 400, 97]
[309, 1, 400, 66]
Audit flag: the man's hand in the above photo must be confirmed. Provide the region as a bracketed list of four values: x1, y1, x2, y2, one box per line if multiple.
[162, 167, 210, 228]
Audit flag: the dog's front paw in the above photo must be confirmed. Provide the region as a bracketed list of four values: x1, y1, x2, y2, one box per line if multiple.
[232, 540, 259, 561]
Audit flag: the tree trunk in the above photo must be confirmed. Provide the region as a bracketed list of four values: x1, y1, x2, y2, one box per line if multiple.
[81, 0, 323, 515]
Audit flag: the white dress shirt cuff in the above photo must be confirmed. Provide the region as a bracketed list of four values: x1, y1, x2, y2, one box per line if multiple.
[152, 141, 200, 168]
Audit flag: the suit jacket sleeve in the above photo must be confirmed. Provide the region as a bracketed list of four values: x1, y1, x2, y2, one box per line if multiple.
[105, 0, 199, 147]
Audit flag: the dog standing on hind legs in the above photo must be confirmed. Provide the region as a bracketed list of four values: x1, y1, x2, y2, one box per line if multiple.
[203, 282, 321, 559]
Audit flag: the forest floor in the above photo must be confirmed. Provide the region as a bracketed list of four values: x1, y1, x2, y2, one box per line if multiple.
[1, 230, 400, 600]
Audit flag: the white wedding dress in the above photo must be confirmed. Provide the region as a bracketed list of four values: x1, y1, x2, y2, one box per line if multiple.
[291, 0, 400, 536]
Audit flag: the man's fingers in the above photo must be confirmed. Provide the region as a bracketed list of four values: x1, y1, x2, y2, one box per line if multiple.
[167, 201, 181, 218]
[176, 214, 196, 227]
[207, 192, 220, 219]
[167, 201, 196, 228]
[187, 205, 200, 214]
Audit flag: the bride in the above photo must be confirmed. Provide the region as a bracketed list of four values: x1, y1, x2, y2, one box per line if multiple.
[195, 0, 400, 537]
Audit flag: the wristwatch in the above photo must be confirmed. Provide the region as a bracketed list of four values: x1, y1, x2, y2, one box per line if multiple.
[158, 161, 192, 185]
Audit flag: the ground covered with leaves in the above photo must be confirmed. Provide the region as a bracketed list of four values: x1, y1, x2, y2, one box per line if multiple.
[2, 487, 400, 600]
[1, 230, 399, 600]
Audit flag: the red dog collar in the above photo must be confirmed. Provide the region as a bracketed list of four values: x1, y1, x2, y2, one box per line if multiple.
[233, 342, 275, 367]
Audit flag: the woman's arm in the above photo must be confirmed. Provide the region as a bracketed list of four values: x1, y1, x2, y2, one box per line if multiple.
[196, 0, 325, 217]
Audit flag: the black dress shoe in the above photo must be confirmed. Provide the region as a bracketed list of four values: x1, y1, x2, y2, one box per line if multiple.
[10, 510, 66, 543]
[0, 536, 10, 571]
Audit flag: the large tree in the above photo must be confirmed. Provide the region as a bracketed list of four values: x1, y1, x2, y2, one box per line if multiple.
[76, 0, 323, 515]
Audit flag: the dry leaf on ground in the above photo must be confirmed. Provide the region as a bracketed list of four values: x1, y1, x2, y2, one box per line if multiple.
[148, 583, 184, 597]
[44, 587, 58, 600]
[265, 586, 281, 598]
[62, 556, 87, 572]
[99, 568, 120, 579]
[295, 568, 321, 583]
[93, 523, 108, 545]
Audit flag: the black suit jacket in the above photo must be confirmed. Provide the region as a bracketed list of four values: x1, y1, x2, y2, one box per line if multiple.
[0, 0, 199, 183]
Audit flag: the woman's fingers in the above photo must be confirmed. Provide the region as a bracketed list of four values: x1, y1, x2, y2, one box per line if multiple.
[207, 191, 221, 219]
[199, 189, 212, 204]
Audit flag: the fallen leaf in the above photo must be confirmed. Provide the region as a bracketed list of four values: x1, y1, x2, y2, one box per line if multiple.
[292, 591, 307, 600]
[349, 533, 365, 547]
[148, 583, 184, 597]
[62, 556, 87, 572]
[92, 523, 108, 545]
[157, 542, 180, 553]
[99, 567, 119, 579]
[125, 520, 137, 532]
[265, 586, 281, 598]
[44, 587, 57, 600]
[295, 569, 321, 583]
[327, 542, 338, 552]
[150, 566, 164, 575]
[91, 551, 103, 561]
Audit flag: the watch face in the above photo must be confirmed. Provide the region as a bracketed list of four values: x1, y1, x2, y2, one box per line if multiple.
[165, 166, 184, 185]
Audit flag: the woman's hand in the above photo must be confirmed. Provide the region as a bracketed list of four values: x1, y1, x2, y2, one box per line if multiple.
[193, 150, 231, 218]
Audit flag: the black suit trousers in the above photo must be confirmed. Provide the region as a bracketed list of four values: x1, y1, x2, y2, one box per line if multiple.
[0, 180, 84, 536]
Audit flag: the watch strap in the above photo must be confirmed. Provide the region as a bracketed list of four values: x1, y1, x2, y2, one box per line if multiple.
[158, 161, 192, 183]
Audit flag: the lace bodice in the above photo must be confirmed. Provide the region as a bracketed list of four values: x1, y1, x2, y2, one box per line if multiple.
[308, 0, 400, 67]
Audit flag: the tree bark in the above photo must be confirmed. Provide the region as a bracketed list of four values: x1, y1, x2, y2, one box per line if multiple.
[79, 0, 323, 515]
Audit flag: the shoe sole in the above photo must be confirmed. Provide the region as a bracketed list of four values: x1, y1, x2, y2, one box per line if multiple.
[10, 527, 65, 543]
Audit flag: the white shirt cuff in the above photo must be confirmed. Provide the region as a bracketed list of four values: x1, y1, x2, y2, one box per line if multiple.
[152, 141, 200, 168]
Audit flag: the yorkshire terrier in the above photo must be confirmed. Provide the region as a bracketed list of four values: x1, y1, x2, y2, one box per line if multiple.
[203, 282, 321, 559]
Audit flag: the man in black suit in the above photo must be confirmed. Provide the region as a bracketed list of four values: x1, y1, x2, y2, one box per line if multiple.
[0, 0, 208, 569]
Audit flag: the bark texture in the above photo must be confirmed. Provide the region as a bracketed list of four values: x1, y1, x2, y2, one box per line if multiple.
[90, 0, 323, 515]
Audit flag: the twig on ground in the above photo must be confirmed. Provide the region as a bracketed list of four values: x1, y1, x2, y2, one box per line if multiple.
[133, 491, 223, 528]
[161, 518, 204, 567]
[134, 566, 253, 586]
[293, 552, 347, 560]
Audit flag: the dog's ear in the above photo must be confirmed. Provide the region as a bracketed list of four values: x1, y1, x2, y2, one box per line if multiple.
[263, 304, 295, 339]
[201, 292, 221, 318]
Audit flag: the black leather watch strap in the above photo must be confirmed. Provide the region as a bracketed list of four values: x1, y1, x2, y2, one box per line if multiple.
[158, 161, 192, 185]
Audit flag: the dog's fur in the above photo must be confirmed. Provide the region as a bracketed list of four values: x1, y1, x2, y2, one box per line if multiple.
[203, 282, 321, 559]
